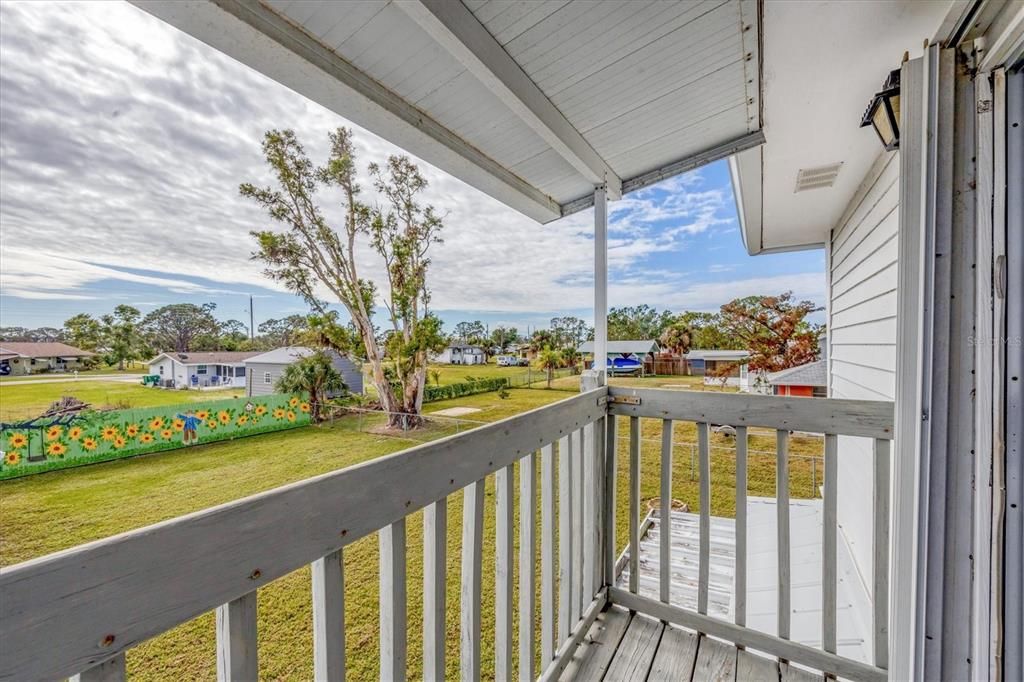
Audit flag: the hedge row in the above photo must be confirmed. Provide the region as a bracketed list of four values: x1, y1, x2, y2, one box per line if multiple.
[423, 377, 509, 402]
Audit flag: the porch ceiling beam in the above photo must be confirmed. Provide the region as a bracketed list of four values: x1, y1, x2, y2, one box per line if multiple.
[559, 130, 766, 216]
[131, 0, 562, 223]
[396, 0, 623, 200]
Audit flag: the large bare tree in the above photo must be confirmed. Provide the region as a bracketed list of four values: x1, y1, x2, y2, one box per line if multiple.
[241, 128, 446, 424]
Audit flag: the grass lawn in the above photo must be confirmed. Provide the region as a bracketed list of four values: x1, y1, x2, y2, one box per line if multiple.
[367, 362, 558, 387]
[544, 373, 740, 393]
[0, 386, 823, 680]
[0, 380, 236, 422]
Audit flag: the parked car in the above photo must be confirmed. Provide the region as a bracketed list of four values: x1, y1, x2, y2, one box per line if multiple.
[496, 355, 518, 367]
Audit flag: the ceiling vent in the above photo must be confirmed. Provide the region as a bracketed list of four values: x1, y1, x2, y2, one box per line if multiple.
[794, 163, 843, 193]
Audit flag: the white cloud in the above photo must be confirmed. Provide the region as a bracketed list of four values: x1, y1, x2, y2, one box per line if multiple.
[0, 1, 819, 322]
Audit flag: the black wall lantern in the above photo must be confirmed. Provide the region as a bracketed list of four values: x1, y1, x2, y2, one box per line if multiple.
[860, 69, 901, 151]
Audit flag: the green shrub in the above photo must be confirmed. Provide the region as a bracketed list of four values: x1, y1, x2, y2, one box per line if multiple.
[423, 377, 509, 402]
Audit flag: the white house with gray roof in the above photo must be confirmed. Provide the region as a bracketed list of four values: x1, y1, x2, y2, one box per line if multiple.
[147, 351, 259, 390]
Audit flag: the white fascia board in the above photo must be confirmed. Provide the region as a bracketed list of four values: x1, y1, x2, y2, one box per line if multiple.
[561, 130, 765, 216]
[397, 0, 622, 200]
[132, 0, 561, 223]
[729, 146, 763, 255]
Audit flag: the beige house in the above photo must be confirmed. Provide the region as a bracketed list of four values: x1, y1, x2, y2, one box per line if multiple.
[0, 342, 95, 376]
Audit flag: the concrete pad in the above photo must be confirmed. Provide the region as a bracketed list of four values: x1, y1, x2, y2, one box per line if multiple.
[431, 406, 483, 417]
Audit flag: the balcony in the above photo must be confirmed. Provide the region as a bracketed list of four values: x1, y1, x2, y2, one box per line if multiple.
[0, 385, 893, 681]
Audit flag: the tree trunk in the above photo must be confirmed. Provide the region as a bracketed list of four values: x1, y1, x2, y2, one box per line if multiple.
[310, 387, 321, 422]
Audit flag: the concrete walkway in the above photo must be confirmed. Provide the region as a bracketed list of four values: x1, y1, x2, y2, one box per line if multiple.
[0, 374, 143, 386]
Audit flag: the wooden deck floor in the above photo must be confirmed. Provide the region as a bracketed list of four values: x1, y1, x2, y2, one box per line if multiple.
[561, 605, 823, 682]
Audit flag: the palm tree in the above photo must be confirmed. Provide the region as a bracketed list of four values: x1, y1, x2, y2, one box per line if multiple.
[659, 321, 694, 374]
[561, 346, 582, 374]
[537, 346, 562, 389]
[275, 351, 345, 422]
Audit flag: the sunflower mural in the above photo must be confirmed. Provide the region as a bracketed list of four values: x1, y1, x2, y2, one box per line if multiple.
[0, 393, 310, 478]
[7, 432, 28, 450]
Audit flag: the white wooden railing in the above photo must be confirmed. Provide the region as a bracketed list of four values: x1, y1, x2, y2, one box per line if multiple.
[603, 386, 894, 682]
[0, 386, 893, 682]
[0, 390, 608, 682]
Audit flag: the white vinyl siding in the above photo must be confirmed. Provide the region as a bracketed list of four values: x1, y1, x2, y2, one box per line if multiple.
[827, 150, 899, 599]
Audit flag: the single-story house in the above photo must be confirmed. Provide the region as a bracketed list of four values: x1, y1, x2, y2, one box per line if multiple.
[0, 342, 96, 376]
[768, 360, 827, 398]
[684, 349, 751, 388]
[432, 345, 486, 365]
[147, 351, 260, 389]
[578, 340, 660, 374]
[244, 346, 362, 397]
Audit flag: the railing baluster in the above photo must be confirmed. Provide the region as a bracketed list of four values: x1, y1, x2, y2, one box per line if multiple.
[541, 443, 555, 664]
[660, 418, 673, 605]
[423, 500, 446, 681]
[823, 435, 838, 655]
[379, 519, 407, 682]
[583, 423, 595, 604]
[873, 438, 890, 669]
[571, 428, 584, 621]
[557, 434, 573, 643]
[592, 415, 605, 595]
[735, 425, 748, 627]
[697, 422, 711, 615]
[777, 429, 791, 641]
[71, 655, 125, 682]
[312, 549, 345, 681]
[519, 452, 536, 681]
[603, 415, 617, 586]
[461, 480, 485, 682]
[496, 465, 514, 682]
[629, 416, 641, 594]
[216, 590, 258, 682]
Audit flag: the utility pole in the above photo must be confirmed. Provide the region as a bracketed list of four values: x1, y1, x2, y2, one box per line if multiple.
[249, 295, 255, 340]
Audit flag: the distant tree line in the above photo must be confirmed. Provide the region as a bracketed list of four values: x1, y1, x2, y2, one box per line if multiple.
[0, 304, 333, 370]
[445, 291, 824, 374]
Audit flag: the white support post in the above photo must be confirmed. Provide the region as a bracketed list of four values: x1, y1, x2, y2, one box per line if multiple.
[594, 185, 608, 383]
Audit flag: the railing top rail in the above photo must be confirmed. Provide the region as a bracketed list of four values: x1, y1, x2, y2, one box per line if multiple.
[606, 387, 895, 440]
[0, 388, 607, 682]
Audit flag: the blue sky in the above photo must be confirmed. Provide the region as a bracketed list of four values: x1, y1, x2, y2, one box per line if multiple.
[0, 2, 825, 335]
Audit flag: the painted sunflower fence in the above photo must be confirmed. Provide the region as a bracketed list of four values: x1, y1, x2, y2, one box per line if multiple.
[0, 393, 312, 479]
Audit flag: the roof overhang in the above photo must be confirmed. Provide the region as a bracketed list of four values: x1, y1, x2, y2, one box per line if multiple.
[730, 0, 956, 255]
[133, 0, 764, 223]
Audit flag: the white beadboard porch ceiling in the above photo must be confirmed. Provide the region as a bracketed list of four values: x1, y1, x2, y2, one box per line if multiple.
[132, 0, 763, 223]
